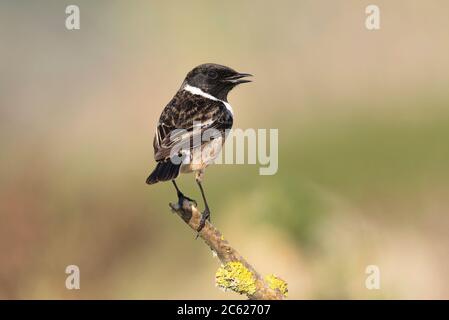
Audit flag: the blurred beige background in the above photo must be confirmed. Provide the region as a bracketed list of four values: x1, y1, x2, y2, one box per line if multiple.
[1, 0, 449, 299]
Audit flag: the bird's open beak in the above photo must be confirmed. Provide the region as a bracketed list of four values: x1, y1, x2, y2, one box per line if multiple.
[224, 72, 253, 84]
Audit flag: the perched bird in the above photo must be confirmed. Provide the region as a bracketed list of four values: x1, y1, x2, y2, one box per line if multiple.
[146, 63, 252, 231]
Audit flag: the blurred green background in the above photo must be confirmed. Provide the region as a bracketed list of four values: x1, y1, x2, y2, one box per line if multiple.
[1, 0, 449, 299]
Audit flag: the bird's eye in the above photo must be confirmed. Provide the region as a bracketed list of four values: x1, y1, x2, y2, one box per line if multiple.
[208, 71, 218, 79]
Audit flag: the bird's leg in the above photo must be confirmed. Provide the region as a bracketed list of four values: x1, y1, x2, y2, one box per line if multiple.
[195, 171, 211, 232]
[172, 180, 197, 208]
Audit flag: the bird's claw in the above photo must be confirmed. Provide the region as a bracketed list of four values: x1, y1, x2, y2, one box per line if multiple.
[196, 208, 211, 234]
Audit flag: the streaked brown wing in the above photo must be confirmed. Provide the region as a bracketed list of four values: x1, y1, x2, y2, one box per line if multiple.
[153, 90, 232, 162]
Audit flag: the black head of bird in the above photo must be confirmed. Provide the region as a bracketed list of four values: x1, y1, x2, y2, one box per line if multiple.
[183, 63, 252, 101]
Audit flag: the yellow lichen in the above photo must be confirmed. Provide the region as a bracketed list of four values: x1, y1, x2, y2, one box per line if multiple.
[265, 274, 288, 297]
[215, 262, 256, 295]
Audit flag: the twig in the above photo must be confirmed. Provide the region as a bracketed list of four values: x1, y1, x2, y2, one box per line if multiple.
[169, 199, 286, 300]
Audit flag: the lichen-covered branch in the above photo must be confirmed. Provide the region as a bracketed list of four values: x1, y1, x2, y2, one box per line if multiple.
[169, 199, 287, 300]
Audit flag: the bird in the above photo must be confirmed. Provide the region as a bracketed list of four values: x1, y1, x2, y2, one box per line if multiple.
[146, 63, 252, 231]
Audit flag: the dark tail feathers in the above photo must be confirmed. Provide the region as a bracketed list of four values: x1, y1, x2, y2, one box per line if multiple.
[146, 161, 181, 185]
